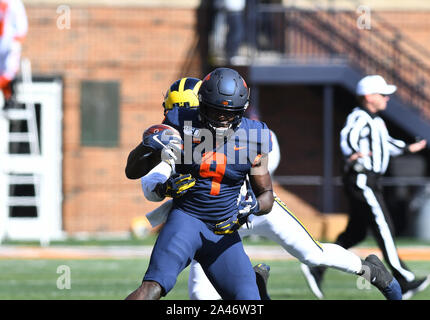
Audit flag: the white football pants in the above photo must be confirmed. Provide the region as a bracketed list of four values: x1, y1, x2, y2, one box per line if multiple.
[188, 196, 363, 300]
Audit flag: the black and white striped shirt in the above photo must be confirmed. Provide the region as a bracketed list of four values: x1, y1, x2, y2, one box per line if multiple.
[340, 107, 407, 174]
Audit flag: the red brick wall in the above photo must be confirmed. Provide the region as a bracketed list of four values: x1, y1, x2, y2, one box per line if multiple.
[23, 5, 203, 233]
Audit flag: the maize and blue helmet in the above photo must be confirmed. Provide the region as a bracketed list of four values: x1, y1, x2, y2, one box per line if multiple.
[162, 77, 202, 113]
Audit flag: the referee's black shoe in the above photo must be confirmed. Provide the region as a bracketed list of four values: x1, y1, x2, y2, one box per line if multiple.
[254, 263, 271, 300]
[400, 276, 430, 300]
[362, 254, 402, 300]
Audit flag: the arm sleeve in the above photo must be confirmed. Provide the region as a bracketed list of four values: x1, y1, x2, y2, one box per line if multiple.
[140, 161, 173, 202]
[125, 142, 154, 179]
[387, 135, 407, 157]
[340, 115, 367, 157]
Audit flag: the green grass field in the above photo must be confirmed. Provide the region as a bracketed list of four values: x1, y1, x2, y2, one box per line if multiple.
[1, 258, 429, 300]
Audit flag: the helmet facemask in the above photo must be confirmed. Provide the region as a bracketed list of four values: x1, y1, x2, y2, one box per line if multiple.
[199, 101, 247, 138]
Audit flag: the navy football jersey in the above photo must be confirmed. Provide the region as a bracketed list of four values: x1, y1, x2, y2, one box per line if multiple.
[163, 107, 272, 221]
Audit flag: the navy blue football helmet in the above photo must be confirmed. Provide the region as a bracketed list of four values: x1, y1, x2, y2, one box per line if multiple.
[198, 68, 249, 135]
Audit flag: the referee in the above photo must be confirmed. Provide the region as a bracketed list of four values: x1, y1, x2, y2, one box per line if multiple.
[305, 75, 429, 300]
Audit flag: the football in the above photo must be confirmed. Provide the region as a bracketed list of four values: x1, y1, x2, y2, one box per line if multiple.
[142, 124, 182, 146]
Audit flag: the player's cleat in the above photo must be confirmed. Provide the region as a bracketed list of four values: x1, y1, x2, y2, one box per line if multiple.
[362, 254, 402, 300]
[400, 275, 430, 300]
[300, 264, 324, 299]
[254, 263, 271, 300]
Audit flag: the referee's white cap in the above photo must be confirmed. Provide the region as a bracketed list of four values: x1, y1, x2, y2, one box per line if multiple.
[356, 75, 397, 96]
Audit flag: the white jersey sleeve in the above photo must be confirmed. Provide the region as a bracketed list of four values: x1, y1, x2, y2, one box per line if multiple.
[140, 161, 173, 202]
[387, 134, 407, 157]
[340, 108, 369, 157]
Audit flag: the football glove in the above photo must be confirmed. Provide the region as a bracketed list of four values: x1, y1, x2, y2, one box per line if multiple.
[153, 173, 196, 199]
[214, 188, 260, 235]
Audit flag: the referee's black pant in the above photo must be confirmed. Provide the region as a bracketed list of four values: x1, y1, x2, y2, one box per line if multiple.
[335, 171, 416, 284]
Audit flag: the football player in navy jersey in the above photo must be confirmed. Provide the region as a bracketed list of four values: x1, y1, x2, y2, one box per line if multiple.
[125, 68, 274, 300]
[126, 70, 403, 301]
